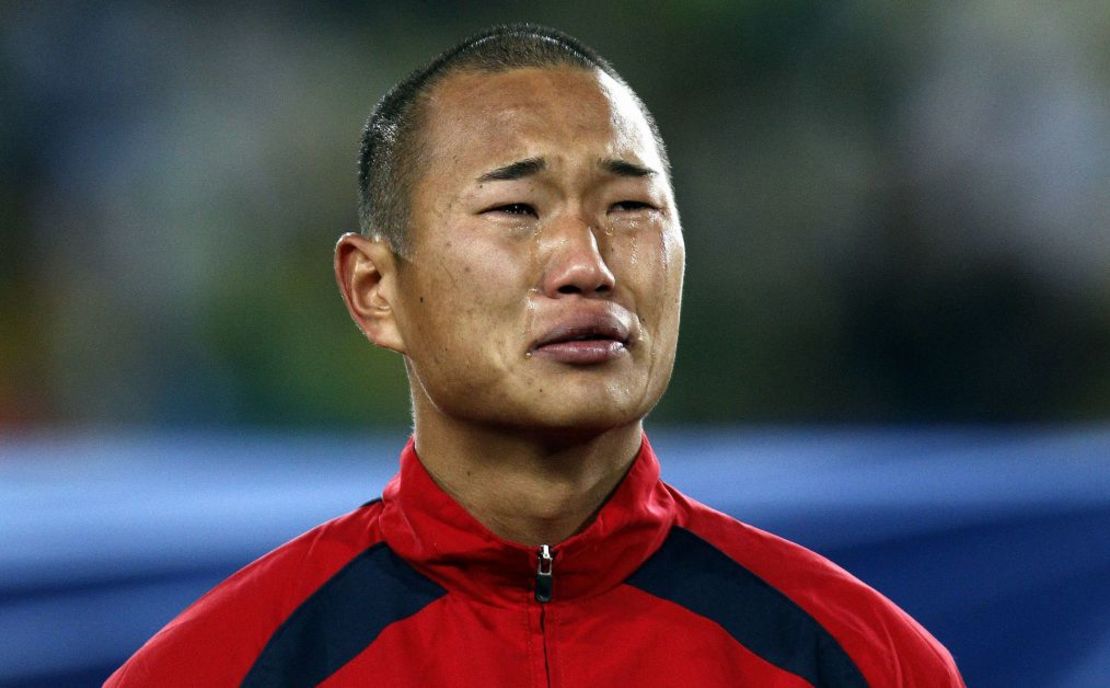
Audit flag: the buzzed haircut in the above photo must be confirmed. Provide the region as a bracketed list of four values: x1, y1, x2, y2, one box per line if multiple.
[357, 23, 669, 256]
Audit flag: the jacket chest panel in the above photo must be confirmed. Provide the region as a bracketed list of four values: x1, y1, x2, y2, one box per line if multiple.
[322, 588, 811, 687]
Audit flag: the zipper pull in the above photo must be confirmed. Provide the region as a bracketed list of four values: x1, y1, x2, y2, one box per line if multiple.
[535, 544, 554, 603]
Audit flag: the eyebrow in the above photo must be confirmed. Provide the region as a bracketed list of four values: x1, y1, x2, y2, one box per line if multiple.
[477, 157, 546, 183]
[600, 158, 657, 178]
[474, 156, 658, 183]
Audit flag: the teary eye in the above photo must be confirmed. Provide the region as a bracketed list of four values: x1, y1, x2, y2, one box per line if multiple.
[610, 200, 655, 213]
[487, 203, 537, 217]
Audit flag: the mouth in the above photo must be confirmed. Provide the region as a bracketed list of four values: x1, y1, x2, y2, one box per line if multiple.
[530, 314, 632, 365]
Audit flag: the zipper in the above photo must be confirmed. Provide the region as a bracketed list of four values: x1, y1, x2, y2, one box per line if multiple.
[535, 544, 554, 686]
[535, 544, 554, 603]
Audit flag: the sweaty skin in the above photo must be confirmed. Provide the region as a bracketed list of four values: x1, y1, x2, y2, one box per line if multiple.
[336, 67, 685, 545]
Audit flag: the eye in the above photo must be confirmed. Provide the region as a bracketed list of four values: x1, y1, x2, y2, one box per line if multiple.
[485, 203, 537, 217]
[610, 200, 656, 213]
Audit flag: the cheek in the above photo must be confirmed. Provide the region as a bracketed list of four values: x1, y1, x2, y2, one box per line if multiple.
[660, 226, 685, 277]
[612, 227, 684, 312]
[408, 243, 534, 351]
[457, 242, 536, 315]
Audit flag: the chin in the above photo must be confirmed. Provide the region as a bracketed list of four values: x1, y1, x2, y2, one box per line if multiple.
[527, 374, 668, 428]
[499, 416, 643, 448]
[513, 396, 651, 435]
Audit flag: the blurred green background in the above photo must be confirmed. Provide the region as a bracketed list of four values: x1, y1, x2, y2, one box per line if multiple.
[3, 0, 1109, 429]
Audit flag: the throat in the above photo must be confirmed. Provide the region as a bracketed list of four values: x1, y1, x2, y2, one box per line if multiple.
[460, 468, 620, 546]
[413, 423, 643, 547]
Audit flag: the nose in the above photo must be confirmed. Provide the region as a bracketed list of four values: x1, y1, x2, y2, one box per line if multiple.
[540, 217, 616, 298]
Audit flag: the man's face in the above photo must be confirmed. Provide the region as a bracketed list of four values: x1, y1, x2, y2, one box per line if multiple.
[390, 66, 684, 433]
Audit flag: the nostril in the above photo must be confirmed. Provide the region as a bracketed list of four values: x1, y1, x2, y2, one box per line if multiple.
[556, 283, 611, 296]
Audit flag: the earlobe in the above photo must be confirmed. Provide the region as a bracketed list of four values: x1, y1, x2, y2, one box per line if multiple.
[334, 232, 406, 353]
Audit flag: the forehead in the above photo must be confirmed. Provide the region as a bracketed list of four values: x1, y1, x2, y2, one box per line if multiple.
[416, 66, 663, 177]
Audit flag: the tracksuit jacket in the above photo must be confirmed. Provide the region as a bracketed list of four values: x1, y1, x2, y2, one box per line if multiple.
[106, 436, 965, 687]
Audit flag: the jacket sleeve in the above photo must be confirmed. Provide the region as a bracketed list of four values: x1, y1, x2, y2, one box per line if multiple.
[860, 598, 966, 688]
[104, 509, 380, 688]
[674, 495, 967, 688]
[103, 548, 299, 688]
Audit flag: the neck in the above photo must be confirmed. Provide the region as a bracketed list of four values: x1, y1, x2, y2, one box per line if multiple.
[411, 407, 644, 547]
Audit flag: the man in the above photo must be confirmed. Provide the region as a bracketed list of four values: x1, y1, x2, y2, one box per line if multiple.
[107, 24, 964, 687]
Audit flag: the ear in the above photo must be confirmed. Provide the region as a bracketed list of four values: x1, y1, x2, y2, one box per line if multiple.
[334, 232, 406, 353]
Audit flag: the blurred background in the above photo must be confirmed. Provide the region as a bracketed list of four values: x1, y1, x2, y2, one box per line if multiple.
[2, 1, 1108, 687]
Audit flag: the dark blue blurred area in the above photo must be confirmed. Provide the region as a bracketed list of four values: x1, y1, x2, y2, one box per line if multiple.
[2, 427, 1108, 687]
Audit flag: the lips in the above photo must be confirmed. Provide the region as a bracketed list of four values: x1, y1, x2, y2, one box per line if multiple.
[530, 311, 633, 364]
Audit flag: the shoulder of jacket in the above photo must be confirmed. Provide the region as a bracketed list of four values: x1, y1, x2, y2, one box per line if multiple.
[103, 500, 387, 688]
[666, 487, 965, 687]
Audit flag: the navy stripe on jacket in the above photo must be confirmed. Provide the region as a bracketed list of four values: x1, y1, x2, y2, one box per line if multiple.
[241, 542, 446, 688]
[627, 526, 868, 687]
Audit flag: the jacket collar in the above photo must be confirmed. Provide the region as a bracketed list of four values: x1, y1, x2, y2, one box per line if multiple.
[379, 435, 676, 607]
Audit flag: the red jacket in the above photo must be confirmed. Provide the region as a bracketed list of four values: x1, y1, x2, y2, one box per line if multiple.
[106, 437, 964, 687]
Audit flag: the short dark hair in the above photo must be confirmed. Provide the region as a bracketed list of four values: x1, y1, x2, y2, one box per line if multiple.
[357, 23, 669, 255]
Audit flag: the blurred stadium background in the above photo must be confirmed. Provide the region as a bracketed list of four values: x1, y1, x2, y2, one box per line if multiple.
[2, 2, 1108, 687]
